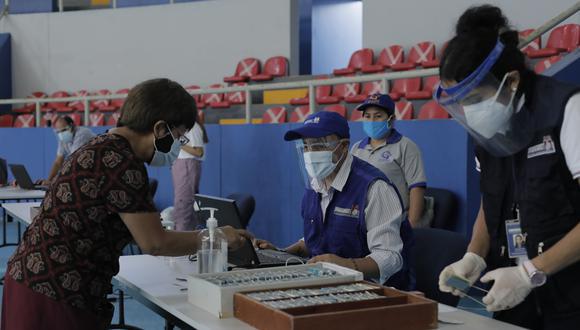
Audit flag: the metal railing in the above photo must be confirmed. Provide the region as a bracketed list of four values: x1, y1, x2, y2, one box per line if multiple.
[1, 1, 579, 126]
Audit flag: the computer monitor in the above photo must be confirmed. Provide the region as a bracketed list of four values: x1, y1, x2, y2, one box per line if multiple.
[194, 194, 244, 229]
[0, 158, 7, 185]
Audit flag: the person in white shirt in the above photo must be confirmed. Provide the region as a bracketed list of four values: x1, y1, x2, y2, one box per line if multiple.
[171, 121, 208, 230]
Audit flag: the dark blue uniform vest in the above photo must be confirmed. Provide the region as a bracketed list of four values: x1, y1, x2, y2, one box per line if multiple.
[482, 74, 580, 320]
[302, 156, 415, 290]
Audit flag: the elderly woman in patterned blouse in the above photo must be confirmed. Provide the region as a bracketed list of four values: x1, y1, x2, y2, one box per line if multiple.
[1, 79, 252, 330]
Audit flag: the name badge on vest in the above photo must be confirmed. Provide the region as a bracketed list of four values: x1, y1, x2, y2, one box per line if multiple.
[527, 135, 556, 159]
[505, 219, 527, 259]
[333, 205, 359, 219]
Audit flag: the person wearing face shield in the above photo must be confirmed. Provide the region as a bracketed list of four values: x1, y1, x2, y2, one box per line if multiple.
[351, 93, 428, 228]
[254, 111, 415, 290]
[436, 5, 580, 329]
[1, 79, 253, 330]
[40, 115, 95, 185]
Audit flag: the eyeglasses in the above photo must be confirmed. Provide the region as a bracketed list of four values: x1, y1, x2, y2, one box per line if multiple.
[54, 127, 71, 134]
[299, 140, 343, 152]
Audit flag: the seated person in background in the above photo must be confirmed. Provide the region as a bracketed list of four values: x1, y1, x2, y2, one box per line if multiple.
[41, 115, 95, 185]
[351, 94, 428, 228]
[255, 111, 414, 290]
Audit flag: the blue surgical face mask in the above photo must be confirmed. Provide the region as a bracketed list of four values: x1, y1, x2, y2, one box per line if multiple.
[303, 151, 336, 180]
[149, 139, 181, 167]
[57, 130, 73, 144]
[363, 120, 390, 140]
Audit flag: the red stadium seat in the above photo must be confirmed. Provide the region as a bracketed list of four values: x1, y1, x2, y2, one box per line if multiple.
[344, 81, 384, 103]
[322, 104, 347, 118]
[14, 114, 35, 127]
[406, 76, 440, 100]
[46, 91, 74, 113]
[361, 45, 404, 73]
[395, 101, 414, 120]
[390, 78, 421, 101]
[418, 100, 449, 119]
[349, 109, 363, 122]
[69, 90, 95, 112]
[201, 84, 225, 108]
[333, 48, 374, 76]
[527, 24, 580, 58]
[251, 56, 288, 82]
[91, 89, 118, 112]
[13, 92, 48, 114]
[69, 113, 82, 126]
[534, 55, 563, 74]
[289, 106, 312, 123]
[0, 114, 13, 127]
[106, 112, 120, 126]
[40, 112, 58, 127]
[519, 29, 541, 56]
[110, 88, 130, 110]
[318, 82, 360, 105]
[289, 78, 332, 105]
[89, 113, 105, 126]
[224, 58, 261, 83]
[226, 83, 247, 105]
[262, 106, 287, 124]
[392, 42, 436, 71]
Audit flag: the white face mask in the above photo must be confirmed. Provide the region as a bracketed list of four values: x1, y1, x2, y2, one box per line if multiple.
[303, 151, 337, 180]
[463, 75, 516, 139]
[57, 130, 73, 144]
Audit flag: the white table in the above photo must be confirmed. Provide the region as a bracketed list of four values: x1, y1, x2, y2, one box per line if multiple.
[115, 255, 526, 330]
[3, 203, 526, 330]
[0, 187, 44, 248]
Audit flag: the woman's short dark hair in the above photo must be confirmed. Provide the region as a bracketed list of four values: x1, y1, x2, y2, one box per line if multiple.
[118, 78, 197, 133]
[440, 5, 528, 83]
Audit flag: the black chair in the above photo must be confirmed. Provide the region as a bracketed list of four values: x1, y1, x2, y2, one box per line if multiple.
[425, 187, 458, 230]
[226, 193, 255, 229]
[411, 228, 468, 307]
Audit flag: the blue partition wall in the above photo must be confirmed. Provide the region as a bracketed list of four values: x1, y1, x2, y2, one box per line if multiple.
[0, 121, 479, 246]
[2, 0, 53, 13]
[0, 34, 11, 112]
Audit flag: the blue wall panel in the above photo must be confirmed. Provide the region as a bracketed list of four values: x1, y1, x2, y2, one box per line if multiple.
[0, 121, 477, 245]
[6, 0, 53, 13]
[0, 34, 11, 113]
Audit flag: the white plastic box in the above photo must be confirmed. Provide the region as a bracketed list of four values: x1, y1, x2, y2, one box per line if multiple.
[187, 262, 363, 318]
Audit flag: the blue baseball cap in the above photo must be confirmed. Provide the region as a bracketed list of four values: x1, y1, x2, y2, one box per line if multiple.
[355, 93, 395, 115]
[284, 111, 350, 141]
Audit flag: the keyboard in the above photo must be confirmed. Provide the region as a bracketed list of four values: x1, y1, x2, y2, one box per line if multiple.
[256, 249, 306, 265]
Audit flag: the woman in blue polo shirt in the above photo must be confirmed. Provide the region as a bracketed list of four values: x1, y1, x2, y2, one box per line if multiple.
[351, 93, 428, 228]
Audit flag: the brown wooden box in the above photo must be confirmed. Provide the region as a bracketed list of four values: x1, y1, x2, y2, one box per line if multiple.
[234, 281, 437, 330]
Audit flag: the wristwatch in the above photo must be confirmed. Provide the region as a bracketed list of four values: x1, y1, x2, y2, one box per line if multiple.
[522, 260, 547, 287]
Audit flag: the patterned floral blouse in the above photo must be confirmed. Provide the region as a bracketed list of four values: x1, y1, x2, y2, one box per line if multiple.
[6, 134, 156, 313]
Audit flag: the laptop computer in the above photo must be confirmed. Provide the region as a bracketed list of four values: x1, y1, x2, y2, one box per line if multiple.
[194, 194, 306, 268]
[9, 164, 49, 190]
[0, 158, 7, 186]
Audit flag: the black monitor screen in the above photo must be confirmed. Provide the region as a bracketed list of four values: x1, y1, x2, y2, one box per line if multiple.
[194, 194, 243, 229]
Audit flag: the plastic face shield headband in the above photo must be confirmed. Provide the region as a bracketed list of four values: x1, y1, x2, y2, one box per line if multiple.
[434, 39, 505, 106]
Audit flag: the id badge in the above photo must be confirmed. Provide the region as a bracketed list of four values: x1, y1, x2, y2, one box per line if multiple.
[505, 219, 527, 258]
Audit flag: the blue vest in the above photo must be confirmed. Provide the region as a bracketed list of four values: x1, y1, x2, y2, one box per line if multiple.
[302, 156, 415, 290]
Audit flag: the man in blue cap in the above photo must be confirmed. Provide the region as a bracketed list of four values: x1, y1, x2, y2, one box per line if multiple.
[351, 93, 428, 228]
[255, 111, 414, 289]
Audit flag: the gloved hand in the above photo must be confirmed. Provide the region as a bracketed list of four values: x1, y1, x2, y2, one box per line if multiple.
[439, 252, 487, 296]
[480, 265, 533, 312]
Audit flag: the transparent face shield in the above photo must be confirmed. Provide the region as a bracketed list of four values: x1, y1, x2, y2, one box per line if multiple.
[434, 40, 534, 157]
[294, 138, 348, 191]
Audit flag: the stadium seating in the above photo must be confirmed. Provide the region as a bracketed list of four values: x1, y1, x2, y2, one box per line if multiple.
[333, 48, 374, 76]
[418, 100, 449, 119]
[349, 109, 363, 122]
[395, 101, 414, 120]
[69, 90, 95, 112]
[389, 78, 421, 101]
[392, 41, 437, 70]
[322, 104, 347, 118]
[262, 106, 287, 124]
[14, 114, 35, 127]
[344, 81, 383, 103]
[527, 24, 580, 58]
[89, 113, 105, 126]
[110, 88, 130, 110]
[0, 114, 13, 127]
[361, 45, 404, 73]
[519, 29, 541, 56]
[223, 58, 261, 83]
[406, 76, 440, 100]
[289, 106, 311, 123]
[289, 78, 332, 105]
[46, 91, 74, 113]
[318, 82, 360, 105]
[251, 56, 288, 82]
[534, 55, 563, 74]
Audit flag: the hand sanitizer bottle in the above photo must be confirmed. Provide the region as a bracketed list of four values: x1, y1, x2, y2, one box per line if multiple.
[197, 207, 228, 273]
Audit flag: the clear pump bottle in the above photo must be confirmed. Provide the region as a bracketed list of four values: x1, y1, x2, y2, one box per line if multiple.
[197, 207, 228, 273]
